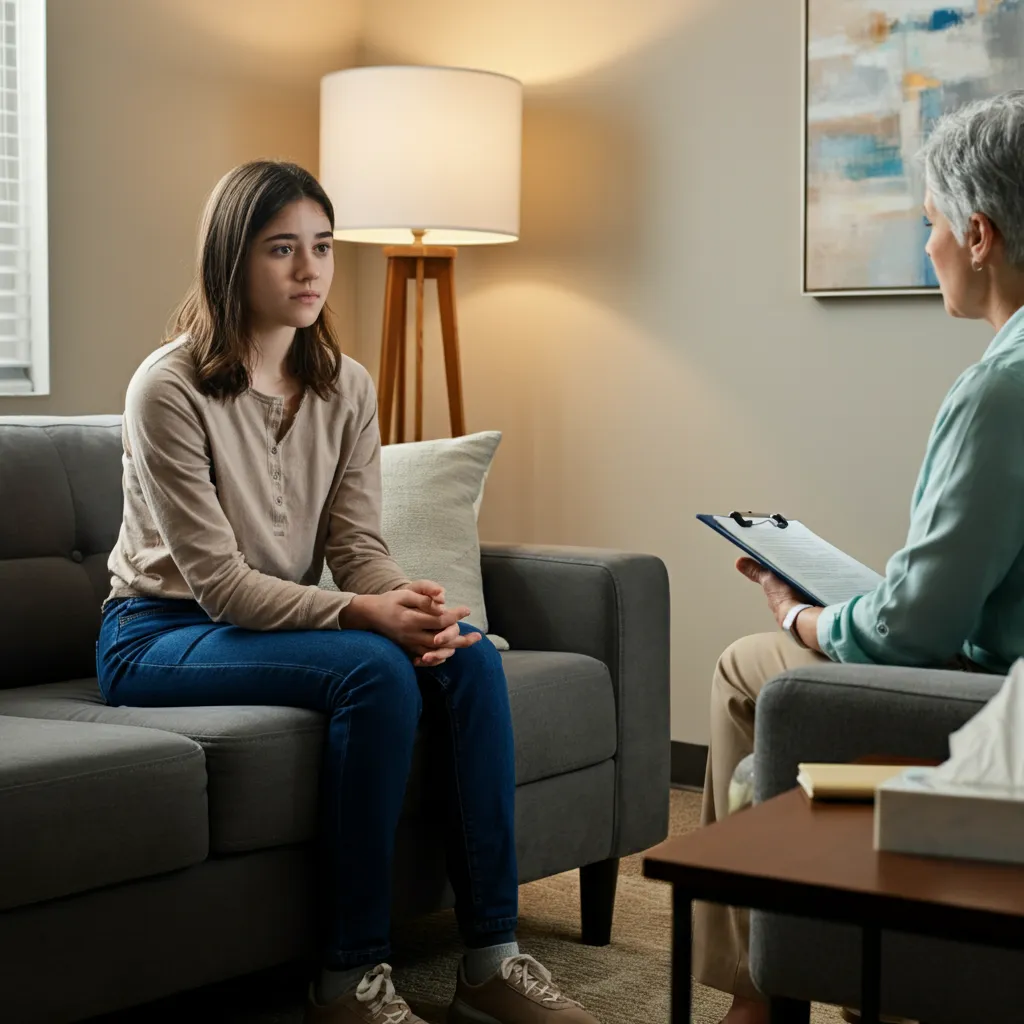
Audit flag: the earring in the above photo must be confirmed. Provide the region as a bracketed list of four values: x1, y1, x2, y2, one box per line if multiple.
[972, 259, 985, 272]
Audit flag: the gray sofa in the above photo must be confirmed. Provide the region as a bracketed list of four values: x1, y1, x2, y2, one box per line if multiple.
[0, 415, 671, 1024]
[751, 664, 1017, 1024]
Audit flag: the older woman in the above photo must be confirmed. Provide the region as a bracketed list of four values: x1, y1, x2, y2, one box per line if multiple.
[697, 90, 1024, 1024]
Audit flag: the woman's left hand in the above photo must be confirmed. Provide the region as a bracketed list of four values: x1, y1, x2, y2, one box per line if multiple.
[404, 579, 482, 667]
[735, 557, 812, 629]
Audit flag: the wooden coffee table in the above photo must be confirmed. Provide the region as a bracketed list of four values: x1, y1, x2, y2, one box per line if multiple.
[643, 787, 1024, 1024]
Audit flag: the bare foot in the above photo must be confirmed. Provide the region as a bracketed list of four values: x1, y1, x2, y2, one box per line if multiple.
[720, 995, 770, 1024]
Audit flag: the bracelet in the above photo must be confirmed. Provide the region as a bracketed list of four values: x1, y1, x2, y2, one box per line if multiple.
[782, 602, 814, 650]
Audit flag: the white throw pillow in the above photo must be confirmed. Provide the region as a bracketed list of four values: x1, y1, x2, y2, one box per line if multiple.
[320, 430, 508, 650]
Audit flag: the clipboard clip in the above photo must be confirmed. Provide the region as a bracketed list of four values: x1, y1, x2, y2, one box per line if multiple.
[728, 510, 789, 529]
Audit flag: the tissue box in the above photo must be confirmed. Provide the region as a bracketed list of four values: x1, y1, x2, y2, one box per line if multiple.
[875, 767, 1024, 865]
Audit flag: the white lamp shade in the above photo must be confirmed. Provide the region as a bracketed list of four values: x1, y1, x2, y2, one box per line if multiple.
[320, 65, 522, 246]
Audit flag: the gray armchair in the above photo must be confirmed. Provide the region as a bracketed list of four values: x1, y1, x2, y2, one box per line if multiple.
[750, 664, 1016, 1024]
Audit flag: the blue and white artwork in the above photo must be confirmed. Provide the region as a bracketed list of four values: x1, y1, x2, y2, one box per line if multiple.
[804, 1, 1024, 294]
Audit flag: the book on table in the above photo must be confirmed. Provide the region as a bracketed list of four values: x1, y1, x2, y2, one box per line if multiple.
[797, 763, 909, 801]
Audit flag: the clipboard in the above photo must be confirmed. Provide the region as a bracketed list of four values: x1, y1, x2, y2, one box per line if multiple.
[697, 511, 884, 608]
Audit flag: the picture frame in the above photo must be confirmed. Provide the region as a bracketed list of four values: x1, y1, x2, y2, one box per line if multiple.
[801, 1, 1019, 297]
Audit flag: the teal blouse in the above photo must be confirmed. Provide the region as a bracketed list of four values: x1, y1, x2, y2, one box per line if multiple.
[818, 305, 1024, 673]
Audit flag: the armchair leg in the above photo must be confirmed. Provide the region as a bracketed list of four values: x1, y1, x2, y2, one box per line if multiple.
[769, 997, 811, 1023]
[579, 858, 619, 946]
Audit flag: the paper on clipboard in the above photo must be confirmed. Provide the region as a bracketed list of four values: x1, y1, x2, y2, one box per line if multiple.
[699, 514, 884, 607]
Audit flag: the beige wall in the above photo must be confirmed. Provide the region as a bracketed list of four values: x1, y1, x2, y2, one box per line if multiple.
[357, 0, 994, 745]
[2, 2, 996, 745]
[0, 0, 362, 417]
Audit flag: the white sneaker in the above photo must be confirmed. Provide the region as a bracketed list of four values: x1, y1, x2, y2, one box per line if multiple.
[306, 963, 425, 1024]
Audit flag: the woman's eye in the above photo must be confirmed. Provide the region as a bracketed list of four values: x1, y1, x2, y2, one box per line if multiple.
[315, 243, 332, 255]
[273, 245, 293, 256]
[923, 218, 933, 228]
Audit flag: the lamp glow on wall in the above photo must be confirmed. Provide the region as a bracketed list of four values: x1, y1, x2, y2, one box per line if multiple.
[320, 65, 523, 443]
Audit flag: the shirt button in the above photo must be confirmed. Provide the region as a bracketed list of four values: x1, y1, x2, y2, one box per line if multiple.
[271, 446, 278, 454]
[273, 471, 280, 480]
[276, 496, 283, 505]
[70, 550, 84, 563]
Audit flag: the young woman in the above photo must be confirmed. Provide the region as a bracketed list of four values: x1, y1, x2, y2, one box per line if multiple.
[97, 161, 598, 1024]
[697, 91, 1024, 1024]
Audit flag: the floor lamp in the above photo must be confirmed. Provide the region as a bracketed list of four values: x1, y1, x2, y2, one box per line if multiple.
[320, 66, 523, 444]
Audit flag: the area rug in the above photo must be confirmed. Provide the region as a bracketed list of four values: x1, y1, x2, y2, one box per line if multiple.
[96, 789, 844, 1023]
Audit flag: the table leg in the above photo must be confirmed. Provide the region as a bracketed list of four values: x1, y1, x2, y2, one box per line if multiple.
[671, 887, 692, 1024]
[860, 925, 881, 1024]
[769, 996, 811, 1023]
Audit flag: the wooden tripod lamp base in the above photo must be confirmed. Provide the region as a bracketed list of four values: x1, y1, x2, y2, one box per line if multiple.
[377, 241, 464, 445]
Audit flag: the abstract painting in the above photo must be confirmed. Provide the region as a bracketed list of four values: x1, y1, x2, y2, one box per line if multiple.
[804, 0, 1024, 295]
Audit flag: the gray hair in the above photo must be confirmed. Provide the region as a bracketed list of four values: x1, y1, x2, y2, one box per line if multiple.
[920, 91, 1024, 267]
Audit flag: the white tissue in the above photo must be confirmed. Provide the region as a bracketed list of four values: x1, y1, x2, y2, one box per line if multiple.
[933, 658, 1024, 789]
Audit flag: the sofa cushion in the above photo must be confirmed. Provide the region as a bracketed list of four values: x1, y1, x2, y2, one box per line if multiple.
[0, 650, 616, 854]
[404, 649, 617, 810]
[501, 650, 617, 784]
[0, 680, 325, 854]
[0, 417, 123, 689]
[0, 716, 207, 911]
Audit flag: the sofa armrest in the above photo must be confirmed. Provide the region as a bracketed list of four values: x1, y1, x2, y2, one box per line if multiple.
[480, 543, 671, 856]
[753, 663, 1003, 803]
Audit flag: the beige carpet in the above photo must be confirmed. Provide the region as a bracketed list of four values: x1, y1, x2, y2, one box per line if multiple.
[391, 788, 844, 1024]
[97, 789, 844, 1023]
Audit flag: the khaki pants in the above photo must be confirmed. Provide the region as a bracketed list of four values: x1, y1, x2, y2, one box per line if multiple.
[692, 632, 828, 1000]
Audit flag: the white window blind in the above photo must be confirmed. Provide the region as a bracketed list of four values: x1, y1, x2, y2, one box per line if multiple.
[0, 0, 46, 396]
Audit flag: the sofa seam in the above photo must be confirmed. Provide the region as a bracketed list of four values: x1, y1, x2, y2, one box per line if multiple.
[0, 747, 205, 794]
[0, 710, 326, 745]
[24, 426, 78, 554]
[187, 729, 324, 741]
[0, 422, 120, 429]
[585, 561, 625, 853]
[514, 752, 617, 789]
[42, 425, 84, 551]
[132, 727, 325, 744]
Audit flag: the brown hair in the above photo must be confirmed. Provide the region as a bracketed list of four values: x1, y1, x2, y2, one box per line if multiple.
[169, 161, 342, 400]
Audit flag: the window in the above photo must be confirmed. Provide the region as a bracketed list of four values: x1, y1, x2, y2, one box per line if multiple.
[0, 0, 46, 396]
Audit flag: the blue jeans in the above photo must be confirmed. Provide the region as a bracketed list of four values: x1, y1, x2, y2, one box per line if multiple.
[97, 596, 519, 970]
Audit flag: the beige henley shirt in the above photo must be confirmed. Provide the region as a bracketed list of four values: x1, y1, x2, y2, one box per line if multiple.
[106, 338, 410, 631]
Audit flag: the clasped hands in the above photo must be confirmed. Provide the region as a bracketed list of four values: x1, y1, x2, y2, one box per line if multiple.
[346, 580, 482, 667]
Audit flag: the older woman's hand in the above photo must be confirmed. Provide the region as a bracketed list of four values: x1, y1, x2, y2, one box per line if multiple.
[735, 557, 805, 626]
[735, 558, 823, 651]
